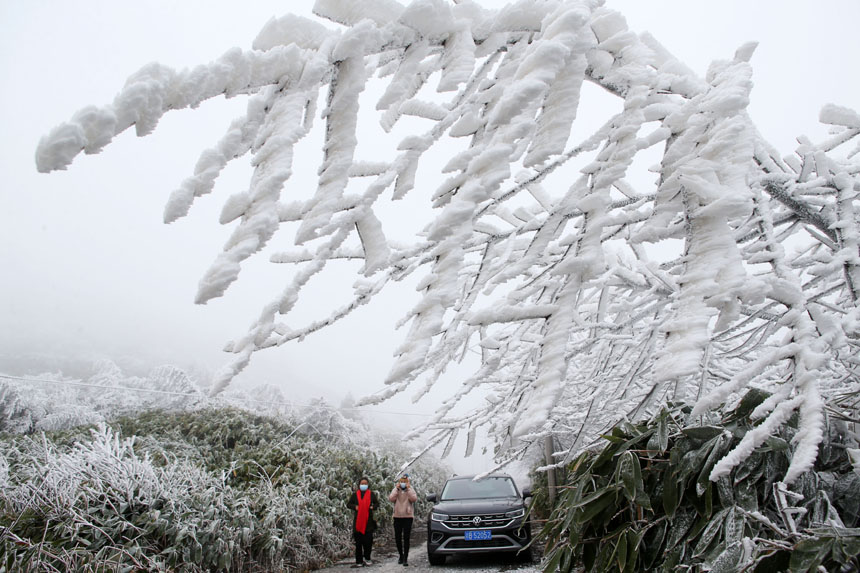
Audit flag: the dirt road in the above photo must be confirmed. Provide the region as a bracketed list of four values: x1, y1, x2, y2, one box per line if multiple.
[319, 527, 543, 573]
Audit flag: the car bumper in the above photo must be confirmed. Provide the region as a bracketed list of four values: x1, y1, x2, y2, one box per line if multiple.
[427, 522, 531, 555]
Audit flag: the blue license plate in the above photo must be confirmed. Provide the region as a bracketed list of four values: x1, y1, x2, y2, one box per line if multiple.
[465, 530, 492, 541]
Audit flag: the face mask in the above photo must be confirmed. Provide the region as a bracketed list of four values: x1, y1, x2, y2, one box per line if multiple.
[400, 483, 407, 490]
[359, 484, 368, 492]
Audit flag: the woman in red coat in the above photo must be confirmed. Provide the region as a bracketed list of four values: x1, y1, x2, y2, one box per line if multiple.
[347, 477, 379, 567]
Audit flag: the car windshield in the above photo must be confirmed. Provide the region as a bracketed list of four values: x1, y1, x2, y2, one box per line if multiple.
[440, 477, 518, 500]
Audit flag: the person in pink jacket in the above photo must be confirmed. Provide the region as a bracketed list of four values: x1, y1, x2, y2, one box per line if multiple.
[388, 473, 418, 566]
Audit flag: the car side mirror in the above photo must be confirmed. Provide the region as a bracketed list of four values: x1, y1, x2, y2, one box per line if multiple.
[426, 493, 437, 502]
[522, 488, 532, 498]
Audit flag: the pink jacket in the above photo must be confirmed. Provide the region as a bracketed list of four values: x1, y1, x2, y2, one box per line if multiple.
[388, 485, 418, 518]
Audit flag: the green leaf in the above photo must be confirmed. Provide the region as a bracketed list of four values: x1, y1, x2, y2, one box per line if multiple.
[678, 435, 719, 489]
[835, 532, 860, 560]
[593, 441, 622, 470]
[580, 489, 619, 523]
[716, 475, 734, 507]
[646, 430, 660, 458]
[732, 450, 764, 487]
[765, 436, 790, 452]
[616, 529, 628, 570]
[600, 433, 626, 444]
[567, 528, 581, 555]
[710, 541, 743, 573]
[563, 500, 582, 533]
[618, 451, 639, 503]
[789, 537, 833, 572]
[595, 539, 616, 571]
[571, 485, 616, 510]
[634, 474, 652, 511]
[542, 546, 565, 573]
[642, 519, 667, 569]
[658, 409, 669, 453]
[810, 490, 837, 525]
[833, 473, 860, 525]
[666, 507, 697, 551]
[735, 478, 758, 513]
[729, 388, 770, 421]
[663, 476, 679, 519]
[723, 506, 745, 545]
[660, 547, 682, 572]
[670, 436, 693, 468]
[701, 479, 713, 518]
[582, 542, 597, 571]
[624, 529, 643, 573]
[621, 427, 656, 451]
[692, 508, 728, 558]
[560, 547, 576, 573]
[680, 425, 723, 443]
[697, 433, 730, 493]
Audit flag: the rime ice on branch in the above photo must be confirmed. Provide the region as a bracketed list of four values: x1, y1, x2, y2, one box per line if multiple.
[37, 0, 860, 484]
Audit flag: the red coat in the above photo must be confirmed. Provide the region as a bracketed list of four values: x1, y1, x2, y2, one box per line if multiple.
[347, 489, 379, 533]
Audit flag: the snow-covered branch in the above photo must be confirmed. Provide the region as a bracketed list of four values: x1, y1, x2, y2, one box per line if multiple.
[37, 0, 860, 487]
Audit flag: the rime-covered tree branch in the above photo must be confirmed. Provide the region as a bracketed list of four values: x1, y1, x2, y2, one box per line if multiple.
[37, 0, 859, 485]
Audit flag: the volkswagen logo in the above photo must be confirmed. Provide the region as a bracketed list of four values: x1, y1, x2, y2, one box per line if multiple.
[472, 516, 482, 526]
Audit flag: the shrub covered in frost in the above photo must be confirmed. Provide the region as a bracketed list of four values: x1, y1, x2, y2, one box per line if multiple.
[0, 407, 447, 571]
[536, 391, 860, 572]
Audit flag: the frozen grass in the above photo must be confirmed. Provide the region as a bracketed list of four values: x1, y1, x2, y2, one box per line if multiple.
[0, 407, 449, 572]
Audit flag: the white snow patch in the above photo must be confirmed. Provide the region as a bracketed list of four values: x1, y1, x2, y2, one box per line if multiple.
[313, 0, 404, 27]
[253, 14, 332, 51]
[820, 104, 860, 128]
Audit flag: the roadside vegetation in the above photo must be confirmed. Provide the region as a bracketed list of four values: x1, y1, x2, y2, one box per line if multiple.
[534, 391, 860, 572]
[0, 406, 448, 572]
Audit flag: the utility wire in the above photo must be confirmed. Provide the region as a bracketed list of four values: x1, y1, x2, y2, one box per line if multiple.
[0, 373, 432, 418]
[0, 373, 198, 397]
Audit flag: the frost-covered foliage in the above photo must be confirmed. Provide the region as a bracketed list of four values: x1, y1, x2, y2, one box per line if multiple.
[0, 359, 447, 487]
[0, 407, 448, 571]
[0, 360, 205, 433]
[0, 382, 33, 434]
[537, 393, 860, 572]
[37, 0, 860, 486]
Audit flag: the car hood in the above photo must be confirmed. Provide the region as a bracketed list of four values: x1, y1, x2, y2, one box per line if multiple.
[433, 497, 523, 514]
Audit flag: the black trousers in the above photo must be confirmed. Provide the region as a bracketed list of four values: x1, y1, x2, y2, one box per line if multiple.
[393, 517, 413, 559]
[354, 529, 373, 563]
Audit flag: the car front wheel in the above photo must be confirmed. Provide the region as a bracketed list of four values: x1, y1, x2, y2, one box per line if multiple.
[428, 552, 446, 566]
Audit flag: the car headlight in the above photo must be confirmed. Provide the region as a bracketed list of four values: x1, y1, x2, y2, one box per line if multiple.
[505, 508, 525, 519]
[431, 512, 449, 521]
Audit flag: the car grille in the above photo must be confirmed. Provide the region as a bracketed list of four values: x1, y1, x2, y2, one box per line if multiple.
[446, 538, 517, 549]
[444, 513, 510, 529]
